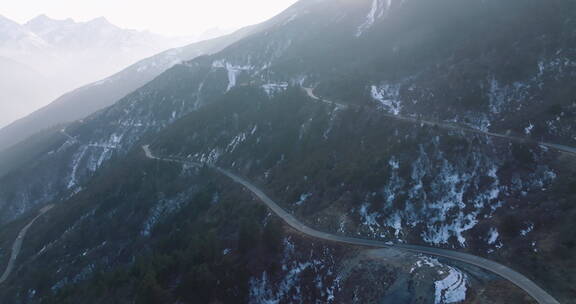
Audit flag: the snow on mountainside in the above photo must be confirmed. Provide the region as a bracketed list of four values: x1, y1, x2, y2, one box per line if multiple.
[0, 0, 332, 228]
[356, 0, 395, 37]
[1, 0, 576, 302]
[0, 15, 51, 54]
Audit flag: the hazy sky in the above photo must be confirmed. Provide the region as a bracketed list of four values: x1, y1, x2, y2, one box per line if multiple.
[2, 0, 299, 36]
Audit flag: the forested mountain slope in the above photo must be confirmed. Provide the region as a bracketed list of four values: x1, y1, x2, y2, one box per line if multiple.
[0, 0, 575, 303]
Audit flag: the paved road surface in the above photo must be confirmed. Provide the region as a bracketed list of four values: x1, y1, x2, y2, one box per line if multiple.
[0, 205, 54, 284]
[143, 146, 560, 304]
[303, 87, 576, 157]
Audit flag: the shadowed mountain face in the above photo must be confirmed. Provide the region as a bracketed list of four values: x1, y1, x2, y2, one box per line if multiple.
[0, 0, 575, 303]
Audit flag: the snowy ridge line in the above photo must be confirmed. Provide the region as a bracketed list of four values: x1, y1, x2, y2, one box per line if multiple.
[0, 205, 54, 284]
[142, 146, 560, 304]
[303, 87, 576, 157]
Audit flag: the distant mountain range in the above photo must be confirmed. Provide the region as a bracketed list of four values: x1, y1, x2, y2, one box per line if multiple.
[0, 14, 186, 90]
[0, 14, 190, 128]
[0, 23, 256, 151]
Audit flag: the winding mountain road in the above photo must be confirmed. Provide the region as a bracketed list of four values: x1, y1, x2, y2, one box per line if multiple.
[303, 88, 349, 110]
[143, 146, 560, 304]
[0, 205, 54, 284]
[303, 87, 576, 156]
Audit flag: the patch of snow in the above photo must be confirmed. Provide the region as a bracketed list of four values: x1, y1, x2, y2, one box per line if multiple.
[227, 132, 247, 153]
[487, 228, 499, 245]
[520, 223, 534, 236]
[295, 193, 312, 206]
[380, 146, 501, 247]
[488, 77, 530, 114]
[212, 60, 225, 68]
[420, 157, 479, 246]
[212, 60, 253, 91]
[389, 212, 402, 237]
[371, 84, 402, 115]
[249, 272, 275, 303]
[249, 237, 338, 303]
[262, 82, 289, 97]
[27, 289, 36, 298]
[389, 157, 400, 170]
[411, 256, 443, 273]
[323, 108, 340, 140]
[356, 0, 392, 37]
[67, 146, 89, 189]
[525, 122, 534, 135]
[359, 202, 381, 233]
[434, 267, 468, 304]
[338, 217, 347, 233]
[198, 148, 222, 164]
[538, 61, 545, 76]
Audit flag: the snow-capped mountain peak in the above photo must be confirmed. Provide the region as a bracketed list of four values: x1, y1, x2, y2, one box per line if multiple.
[24, 14, 76, 34]
[0, 13, 195, 130]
